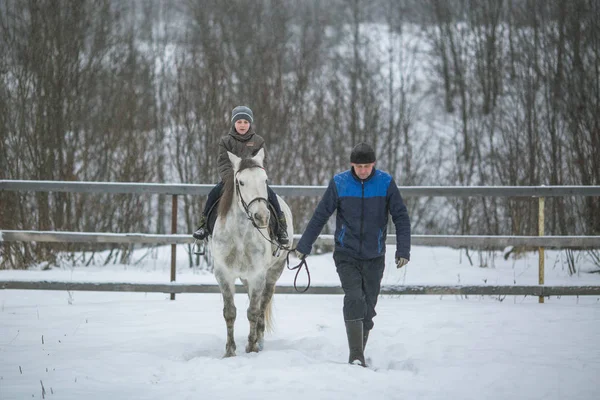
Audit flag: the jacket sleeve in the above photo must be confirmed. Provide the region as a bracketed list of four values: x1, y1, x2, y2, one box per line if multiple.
[296, 179, 338, 255]
[388, 179, 411, 260]
[217, 138, 232, 182]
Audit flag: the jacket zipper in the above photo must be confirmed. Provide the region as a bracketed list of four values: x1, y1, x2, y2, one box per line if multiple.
[359, 180, 364, 256]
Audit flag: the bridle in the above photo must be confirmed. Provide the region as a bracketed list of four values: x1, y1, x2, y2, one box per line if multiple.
[234, 167, 270, 230]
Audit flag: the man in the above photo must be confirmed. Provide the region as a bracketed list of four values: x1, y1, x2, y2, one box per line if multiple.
[295, 142, 411, 367]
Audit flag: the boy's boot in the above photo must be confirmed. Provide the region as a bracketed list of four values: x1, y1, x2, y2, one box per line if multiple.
[276, 213, 289, 245]
[192, 215, 209, 240]
[345, 319, 366, 367]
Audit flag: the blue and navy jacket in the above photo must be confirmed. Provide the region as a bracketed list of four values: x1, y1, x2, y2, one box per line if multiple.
[297, 168, 411, 261]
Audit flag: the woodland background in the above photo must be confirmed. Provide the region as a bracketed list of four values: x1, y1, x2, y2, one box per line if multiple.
[1, 0, 599, 269]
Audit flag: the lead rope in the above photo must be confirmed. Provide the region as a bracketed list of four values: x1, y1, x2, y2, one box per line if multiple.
[239, 206, 312, 293]
[241, 223, 312, 293]
[245, 220, 312, 293]
[285, 249, 311, 293]
[249, 229, 311, 293]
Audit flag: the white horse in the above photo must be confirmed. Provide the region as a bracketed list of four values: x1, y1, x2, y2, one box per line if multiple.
[209, 149, 293, 357]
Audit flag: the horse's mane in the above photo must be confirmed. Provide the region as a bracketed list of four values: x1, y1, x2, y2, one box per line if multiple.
[217, 157, 264, 218]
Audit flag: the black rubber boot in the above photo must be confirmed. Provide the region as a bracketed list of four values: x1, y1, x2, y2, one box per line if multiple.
[345, 320, 366, 367]
[276, 214, 289, 245]
[192, 215, 209, 240]
[363, 329, 370, 350]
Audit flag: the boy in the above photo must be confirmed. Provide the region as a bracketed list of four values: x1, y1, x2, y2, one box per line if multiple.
[193, 106, 289, 245]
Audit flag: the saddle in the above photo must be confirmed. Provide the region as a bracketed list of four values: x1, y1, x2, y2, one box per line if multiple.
[206, 198, 281, 242]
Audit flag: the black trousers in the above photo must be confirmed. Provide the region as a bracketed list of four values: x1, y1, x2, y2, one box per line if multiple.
[202, 181, 282, 216]
[333, 251, 385, 331]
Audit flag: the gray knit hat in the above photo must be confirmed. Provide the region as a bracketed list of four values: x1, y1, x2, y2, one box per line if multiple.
[231, 106, 254, 124]
[350, 142, 376, 163]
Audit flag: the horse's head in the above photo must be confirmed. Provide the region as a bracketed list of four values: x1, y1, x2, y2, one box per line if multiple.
[227, 149, 270, 228]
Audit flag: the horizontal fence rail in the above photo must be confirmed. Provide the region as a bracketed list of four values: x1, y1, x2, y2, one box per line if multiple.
[2, 230, 600, 249]
[3, 180, 600, 197]
[2, 180, 600, 299]
[1, 281, 600, 296]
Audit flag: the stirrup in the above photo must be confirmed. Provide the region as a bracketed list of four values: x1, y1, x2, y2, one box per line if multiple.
[193, 239, 206, 256]
[272, 246, 282, 257]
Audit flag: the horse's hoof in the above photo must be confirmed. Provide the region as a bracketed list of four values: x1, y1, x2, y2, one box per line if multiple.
[224, 346, 236, 358]
[223, 350, 236, 358]
[245, 343, 259, 353]
[257, 338, 264, 351]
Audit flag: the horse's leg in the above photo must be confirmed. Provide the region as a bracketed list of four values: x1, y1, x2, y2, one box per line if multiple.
[256, 280, 275, 350]
[256, 262, 286, 346]
[215, 269, 237, 358]
[257, 263, 285, 346]
[245, 276, 266, 353]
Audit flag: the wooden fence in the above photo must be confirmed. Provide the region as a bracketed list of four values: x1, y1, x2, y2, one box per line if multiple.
[2, 180, 600, 300]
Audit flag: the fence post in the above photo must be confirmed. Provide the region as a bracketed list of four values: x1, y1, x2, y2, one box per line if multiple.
[170, 195, 177, 300]
[538, 196, 545, 304]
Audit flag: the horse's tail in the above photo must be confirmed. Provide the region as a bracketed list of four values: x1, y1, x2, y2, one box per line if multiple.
[264, 296, 274, 333]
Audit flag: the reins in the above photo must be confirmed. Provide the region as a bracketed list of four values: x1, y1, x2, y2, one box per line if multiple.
[234, 168, 311, 293]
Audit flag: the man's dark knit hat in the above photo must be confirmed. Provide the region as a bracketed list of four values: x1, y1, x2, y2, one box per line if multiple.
[350, 142, 376, 164]
[231, 106, 254, 124]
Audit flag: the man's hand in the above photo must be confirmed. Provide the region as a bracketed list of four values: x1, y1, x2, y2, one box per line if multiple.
[395, 257, 408, 269]
[295, 250, 307, 260]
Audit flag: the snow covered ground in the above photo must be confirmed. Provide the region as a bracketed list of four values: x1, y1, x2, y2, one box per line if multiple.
[1, 245, 599, 399]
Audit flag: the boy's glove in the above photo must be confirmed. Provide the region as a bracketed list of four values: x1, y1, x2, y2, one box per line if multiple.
[396, 257, 408, 269]
[295, 250, 307, 260]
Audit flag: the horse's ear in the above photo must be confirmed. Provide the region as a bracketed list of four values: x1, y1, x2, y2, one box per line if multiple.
[228, 151, 242, 171]
[254, 148, 265, 167]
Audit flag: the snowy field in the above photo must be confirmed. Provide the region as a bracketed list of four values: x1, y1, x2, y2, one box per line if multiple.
[1, 245, 600, 399]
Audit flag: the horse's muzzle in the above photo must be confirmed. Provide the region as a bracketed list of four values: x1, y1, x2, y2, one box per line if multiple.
[252, 211, 270, 228]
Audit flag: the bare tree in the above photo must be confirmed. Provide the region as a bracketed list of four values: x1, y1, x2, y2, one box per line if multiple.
[0, 1, 159, 268]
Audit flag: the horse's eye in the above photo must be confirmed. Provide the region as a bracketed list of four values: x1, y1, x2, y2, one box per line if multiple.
[239, 181, 244, 186]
